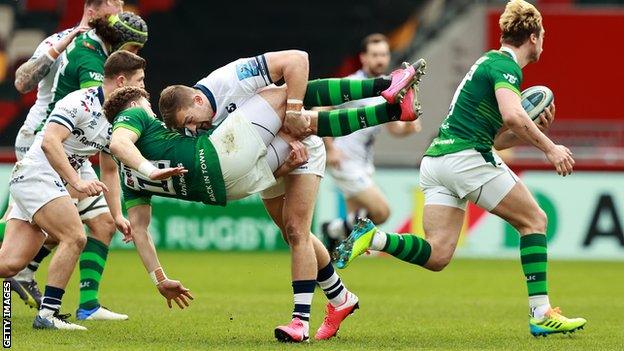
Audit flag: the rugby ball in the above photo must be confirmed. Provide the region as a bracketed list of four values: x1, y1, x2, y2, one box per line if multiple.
[520, 85, 554, 121]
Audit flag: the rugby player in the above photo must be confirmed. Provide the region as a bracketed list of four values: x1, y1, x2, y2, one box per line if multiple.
[0, 51, 146, 330]
[102, 49, 424, 341]
[321, 33, 423, 250]
[334, 0, 586, 337]
[2, 0, 123, 311]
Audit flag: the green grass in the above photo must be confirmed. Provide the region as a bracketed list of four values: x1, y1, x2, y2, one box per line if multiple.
[7, 251, 624, 350]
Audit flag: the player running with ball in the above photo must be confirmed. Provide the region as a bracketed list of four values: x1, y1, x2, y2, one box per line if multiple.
[335, 0, 586, 337]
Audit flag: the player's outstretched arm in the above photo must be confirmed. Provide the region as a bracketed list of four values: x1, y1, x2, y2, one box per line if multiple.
[495, 89, 573, 176]
[110, 128, 187, 180]
[265, 50, 310, 137]
[99, 152, 131, 237]
[42, 123, 108, 196]
[127, 205, 194, 309]
[14, 26, 89, 93]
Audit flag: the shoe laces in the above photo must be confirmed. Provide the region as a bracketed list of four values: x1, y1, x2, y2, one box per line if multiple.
[545, 307, 564, 320]
[321, 304, 339, 328]
[53, 312, 72, 324]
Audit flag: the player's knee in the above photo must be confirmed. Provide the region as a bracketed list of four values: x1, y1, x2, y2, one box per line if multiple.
[284, 223, 308, 247]
[290, 50, 309, 67]
[533, 208, 548, 233]
[513, 207, 548, 234]
[369, 206, 390, 225]
[61, 232, 87, 252]
[90, 215, 116, 240]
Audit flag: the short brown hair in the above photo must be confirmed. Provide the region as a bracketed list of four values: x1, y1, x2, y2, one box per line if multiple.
[103, 86, 150, 123]
[159, 85, 196, 129]
[104, 50, 145, 79]
[499, 0, 542, 47]
[360, 33, 388, 54]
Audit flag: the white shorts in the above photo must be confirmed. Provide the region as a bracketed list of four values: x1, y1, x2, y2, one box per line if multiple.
[8, 159, 69, 223]
[419, 149, 519, 211]
[260, 135, 326, 199]
[210, 110, 276, 201]
[328, 160, 375, 198]
[75, 161, 110, 220]
[14, 125, 36, 161]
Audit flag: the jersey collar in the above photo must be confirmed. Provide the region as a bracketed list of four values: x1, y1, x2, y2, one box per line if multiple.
[87, 30, 109, 56]
[193, 84, 217, 116]
[499, 46, 518, 64]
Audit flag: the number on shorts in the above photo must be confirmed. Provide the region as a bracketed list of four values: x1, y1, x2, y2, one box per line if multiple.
[122, 160, 175, 195]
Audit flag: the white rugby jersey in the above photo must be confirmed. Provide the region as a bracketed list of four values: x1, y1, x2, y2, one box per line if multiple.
[21, 28, 74, 133]
[194, 54, 273, 127]
[24, 87, 111, 171]
[333, 69, 384, 165]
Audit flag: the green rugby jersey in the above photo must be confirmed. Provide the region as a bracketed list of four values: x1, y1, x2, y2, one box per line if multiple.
[425, 50, 522, 156]
[48, 31, 108, 118]
[112, 107, 226, 208]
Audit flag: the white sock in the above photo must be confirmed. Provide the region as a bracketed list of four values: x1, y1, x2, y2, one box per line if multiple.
[326, 219, 346, 239]
[13, 266, 35, 281]
[318, 272, 349, 308]
[370, 230, 387, 251]
[529, 295, 550, 318]
[38, 308, 55, 319]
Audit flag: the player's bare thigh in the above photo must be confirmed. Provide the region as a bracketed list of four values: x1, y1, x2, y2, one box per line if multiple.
[346, 184, 390, 224]
[422, 204, 465, 271]
[0, 219, 46, 276]
[490, 181, 547, 235]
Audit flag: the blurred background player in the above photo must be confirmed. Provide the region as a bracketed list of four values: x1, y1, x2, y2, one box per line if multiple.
[321, 33, 423, 250]
[2, 0, 123, 311]
[335, 0, 587, 337]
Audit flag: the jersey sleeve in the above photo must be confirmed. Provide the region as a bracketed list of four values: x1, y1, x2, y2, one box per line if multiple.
[112, 108, 149, 137]
[489, 60, 522, 96]
[77, 53, 104, 89]
[47, 92, 81, 132]
[199, 54, 273, 96]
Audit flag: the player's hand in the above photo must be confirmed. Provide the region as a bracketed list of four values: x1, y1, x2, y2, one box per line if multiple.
[157, 279, 194, 309]
[536, 103, 555, 133]
[284, 110, 311, 139]
[326, 147, 345, 169]
[285, 141, 309, 170]
[72, 179, 108, 196]
[149, 166, 188, 181]
[54, 25, 90, 53]
[545, 144, 574, 177]
[114, 216, 132, 243]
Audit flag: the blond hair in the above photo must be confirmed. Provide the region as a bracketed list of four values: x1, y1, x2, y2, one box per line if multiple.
[499, 0, 542, 47]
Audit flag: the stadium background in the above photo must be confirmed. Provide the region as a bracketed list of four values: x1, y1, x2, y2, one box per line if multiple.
[0, 1, 623, 349]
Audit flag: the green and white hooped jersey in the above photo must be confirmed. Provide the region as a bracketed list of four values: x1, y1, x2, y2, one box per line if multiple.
[194, 54, 272, 128]
[425, 48, 523, 156]
[47, 30, 109, 123]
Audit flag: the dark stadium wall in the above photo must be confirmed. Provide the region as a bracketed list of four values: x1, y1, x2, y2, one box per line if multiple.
[487, 7, 624, 121]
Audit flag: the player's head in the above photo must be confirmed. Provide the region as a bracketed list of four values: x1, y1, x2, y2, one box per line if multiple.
[84, 0, 123, 20]
[104, 50, 146, 88]
[159, 85, 212, 134]
[359, 33, 390, 77]
[89, 12, 148, 54]
[499, 0, 544, 62]
[103, 86, 151, 123]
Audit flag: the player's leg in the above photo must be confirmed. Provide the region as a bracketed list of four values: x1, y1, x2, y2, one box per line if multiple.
[0, 219, 46, 280]
[263, 185, 358, 341]
[77, 203, 128, 321]
[32, 196, 88, 330]
[323, 182, 390, 247]
[485, 178, 586, 336]
[303, 59, 426, 107]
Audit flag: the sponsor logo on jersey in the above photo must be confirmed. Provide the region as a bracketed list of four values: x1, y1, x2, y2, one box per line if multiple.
[503, 73, 518, 85]
[431, 138, 455, 146]
[236, 60, 260, 81]
[88, 72, 104, 82]
[198, 148, 217, 202]
[72, 128, 85, 137]
[9, 175, 24, 186]
[177, 162, 188, 196]
[82, 41, 96, 51]
[226, 103, 237, 113]
[115, 115, 131, 124]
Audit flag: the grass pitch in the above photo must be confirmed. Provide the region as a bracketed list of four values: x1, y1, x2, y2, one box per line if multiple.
[7, 251, 624, 350]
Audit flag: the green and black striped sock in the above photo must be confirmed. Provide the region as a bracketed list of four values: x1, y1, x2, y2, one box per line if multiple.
[520, 234, 548, 298]
[316, 103, 401, 137]
[382, 233, 432, 266]
[304, 77, 390, 107]
[78, 237, 109, 310]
